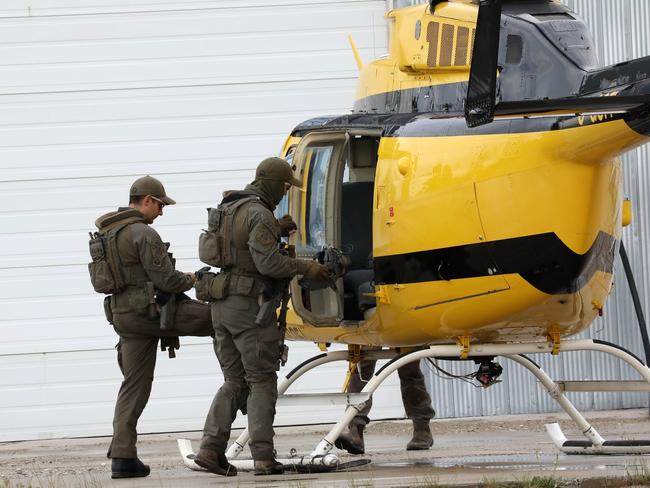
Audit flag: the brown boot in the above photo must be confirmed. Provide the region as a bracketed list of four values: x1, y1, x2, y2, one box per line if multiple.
[406, 420, 433, 451]
[194, 447, 237, 476]
[334, 423, 365, 454]
[253, 459, 284, 475]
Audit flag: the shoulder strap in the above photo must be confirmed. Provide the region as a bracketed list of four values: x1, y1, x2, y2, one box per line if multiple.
[102, 220, 141, 291]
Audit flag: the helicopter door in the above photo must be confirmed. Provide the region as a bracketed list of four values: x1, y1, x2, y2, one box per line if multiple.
[289, 131, 350, 326]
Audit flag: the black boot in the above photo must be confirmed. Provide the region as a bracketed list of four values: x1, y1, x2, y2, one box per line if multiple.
[194, 447, 237, 476]
[334, 423, 365, 454]
[111, 458, 151, 479]
[253, 459, 284, 475]
[406, 420, 433, 450]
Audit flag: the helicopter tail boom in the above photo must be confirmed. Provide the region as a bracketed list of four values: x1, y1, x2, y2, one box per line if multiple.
[494, 56, 650, 119]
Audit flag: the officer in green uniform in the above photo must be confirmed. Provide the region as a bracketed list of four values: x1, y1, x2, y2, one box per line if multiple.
[195, 157, 329, 476]
[94, 176, 213, 479]
[335, 356, 435, 454]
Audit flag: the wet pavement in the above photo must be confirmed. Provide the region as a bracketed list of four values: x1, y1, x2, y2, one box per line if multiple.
[3, 408, 650, 487]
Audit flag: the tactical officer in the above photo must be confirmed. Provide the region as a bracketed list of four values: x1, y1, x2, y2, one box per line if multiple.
[94, 176, 213, 479]
[336, 356, 435, 454]
[196, 157, 329, 476]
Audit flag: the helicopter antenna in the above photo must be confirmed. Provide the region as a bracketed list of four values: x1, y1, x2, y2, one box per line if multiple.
[347, 35, 364, 72]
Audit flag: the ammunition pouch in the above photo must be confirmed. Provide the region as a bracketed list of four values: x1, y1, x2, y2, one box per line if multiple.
[209, 273, 231, 301]
[194, 271, 218, 302]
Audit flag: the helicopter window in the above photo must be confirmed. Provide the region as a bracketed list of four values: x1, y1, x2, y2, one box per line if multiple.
[506, 35, 523, 65]
[304, 145, 333, 252]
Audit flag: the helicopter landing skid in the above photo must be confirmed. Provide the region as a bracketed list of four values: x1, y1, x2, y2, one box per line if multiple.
[177, 339, 650, 468]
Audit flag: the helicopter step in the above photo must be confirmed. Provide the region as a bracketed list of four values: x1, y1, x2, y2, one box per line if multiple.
[178, 339, 650, 469]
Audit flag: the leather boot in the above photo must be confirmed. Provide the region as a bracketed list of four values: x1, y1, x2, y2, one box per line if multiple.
[406, 420, 433, 451]
[254, 459, 284, 475]
[111, 458, 150, 479]
[194, 447, 237, 476]
[334, 423, 365, 454]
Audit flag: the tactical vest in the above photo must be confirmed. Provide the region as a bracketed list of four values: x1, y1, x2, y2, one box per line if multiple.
[198, 196, 259, 274]
[88, 217, 148, 294]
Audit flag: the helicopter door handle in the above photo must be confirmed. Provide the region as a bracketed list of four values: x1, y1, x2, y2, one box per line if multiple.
[385, 219, 396, 225]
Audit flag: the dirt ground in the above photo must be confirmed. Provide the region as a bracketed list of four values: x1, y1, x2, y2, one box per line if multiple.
[3, 408, 650, 487]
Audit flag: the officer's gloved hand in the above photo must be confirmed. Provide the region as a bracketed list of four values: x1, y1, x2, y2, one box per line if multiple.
[304, 261, 330, 281]
[278, 214, 298, 237]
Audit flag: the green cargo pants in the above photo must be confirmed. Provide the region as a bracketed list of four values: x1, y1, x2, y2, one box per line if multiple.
[107, 297, 213, 459]
[348, 357, 435, 426]
[200, 294, 280, 461]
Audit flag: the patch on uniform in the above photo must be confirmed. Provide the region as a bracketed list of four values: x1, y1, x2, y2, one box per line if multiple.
[151, 244, 166, 267]
[255, 227, 276, 246]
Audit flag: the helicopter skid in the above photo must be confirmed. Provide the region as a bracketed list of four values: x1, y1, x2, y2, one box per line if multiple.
[178, 339, 650, 469]
[545, 423, 650, 455]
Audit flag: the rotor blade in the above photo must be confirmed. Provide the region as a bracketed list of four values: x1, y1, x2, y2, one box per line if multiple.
[494, 95, 650, 117]
[464, 0, 502, 128]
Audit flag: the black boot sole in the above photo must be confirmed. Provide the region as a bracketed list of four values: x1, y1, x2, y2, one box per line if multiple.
[111, 471, 150, 479]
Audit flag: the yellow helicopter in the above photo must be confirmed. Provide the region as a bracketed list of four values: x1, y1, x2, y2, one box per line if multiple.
[180, 0, 650, 470]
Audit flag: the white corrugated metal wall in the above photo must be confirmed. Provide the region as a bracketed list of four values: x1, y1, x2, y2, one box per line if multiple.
[0, 0, 395, 443]
[422, 0, 650, 418]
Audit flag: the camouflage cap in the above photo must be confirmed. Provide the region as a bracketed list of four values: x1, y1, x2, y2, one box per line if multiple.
[255, 157, 302, 187]
[129, 175, 176, 205]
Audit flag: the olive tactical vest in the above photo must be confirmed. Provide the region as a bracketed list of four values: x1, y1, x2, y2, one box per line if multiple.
[198, 196, 259, 273]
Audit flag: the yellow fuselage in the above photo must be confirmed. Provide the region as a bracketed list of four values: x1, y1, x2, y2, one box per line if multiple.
[283, 2, 650, 347]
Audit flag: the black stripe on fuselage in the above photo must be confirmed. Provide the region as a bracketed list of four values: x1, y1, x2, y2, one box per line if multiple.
[374, 231, 618, 295]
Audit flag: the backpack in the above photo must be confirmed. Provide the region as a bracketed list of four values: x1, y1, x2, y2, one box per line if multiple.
[198, 196, 258, 268]
[87, 223, 130, 294]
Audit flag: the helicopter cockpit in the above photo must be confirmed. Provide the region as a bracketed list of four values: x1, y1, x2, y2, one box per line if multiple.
[281, 130, 381, 326]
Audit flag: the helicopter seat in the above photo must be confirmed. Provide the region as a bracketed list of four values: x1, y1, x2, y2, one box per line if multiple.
[341, 181, 375, 320]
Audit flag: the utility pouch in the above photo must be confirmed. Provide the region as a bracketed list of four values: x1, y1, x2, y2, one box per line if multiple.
[194, 271, 217, 302]
[103, 296, 114, 324]
[209, 273, 231, 301]
[198, 207, 225, 267]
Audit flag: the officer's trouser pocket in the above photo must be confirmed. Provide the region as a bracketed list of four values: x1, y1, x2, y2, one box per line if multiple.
[254, 325, 281, 374]
[103, 296, 114, 324]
